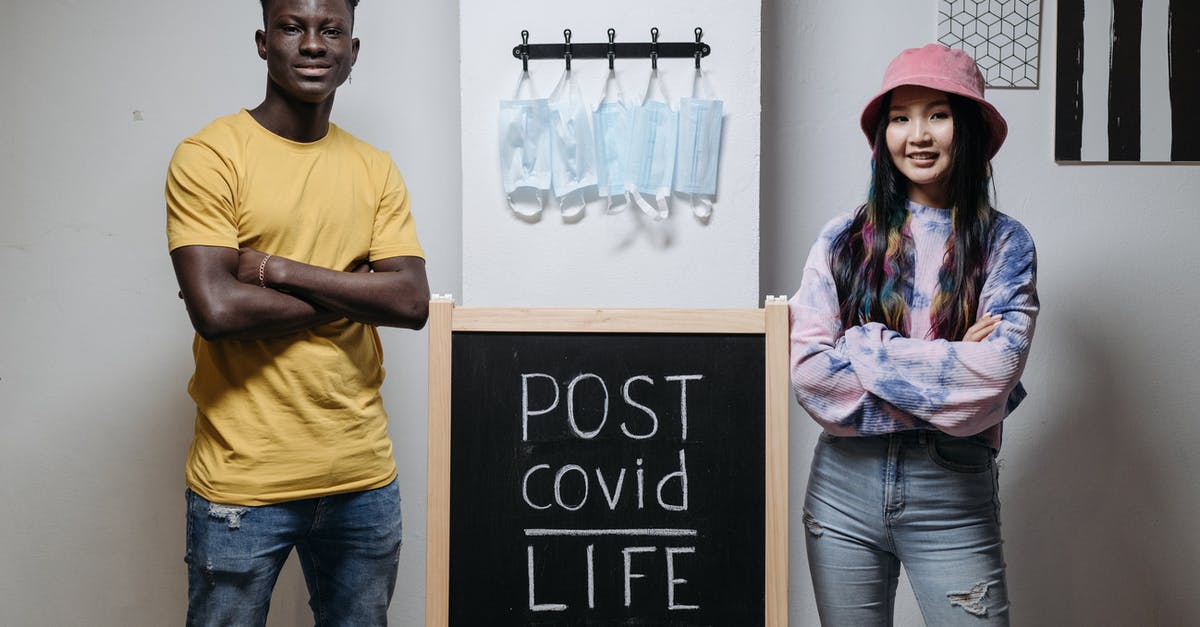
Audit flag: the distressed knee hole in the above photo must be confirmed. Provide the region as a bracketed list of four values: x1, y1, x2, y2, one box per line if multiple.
[947, 581, 990, 617]
[207, 504, 248, 529]
[802, 510, 824, 537]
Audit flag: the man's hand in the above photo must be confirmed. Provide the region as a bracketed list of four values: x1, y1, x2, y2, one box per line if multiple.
[272, 254, 428, 329]
[171, 245, 340, 340]
[237, 247, 372, 288]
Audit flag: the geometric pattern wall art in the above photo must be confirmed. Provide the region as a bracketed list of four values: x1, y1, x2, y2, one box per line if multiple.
[938, 0, 1042, 88]
[1055, 0, 1200, 163]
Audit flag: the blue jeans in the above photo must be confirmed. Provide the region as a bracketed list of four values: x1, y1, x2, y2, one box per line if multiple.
[803, 431, 1009, 626]
[185, 479, 402, 627]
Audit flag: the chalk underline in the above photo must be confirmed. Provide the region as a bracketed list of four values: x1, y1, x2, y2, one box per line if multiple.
[524, 528, 698, 537]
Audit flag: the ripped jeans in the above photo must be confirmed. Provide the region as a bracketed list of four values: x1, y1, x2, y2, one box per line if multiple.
[803, 431, 1009, 626]
[184, 479, 402, 627]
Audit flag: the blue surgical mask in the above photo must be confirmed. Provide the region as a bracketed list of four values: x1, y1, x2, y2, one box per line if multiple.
[548, 69, 597, 218]
[498, 73, 552, 217]
[674, 70, 723, 218]
[593, 71, 632, 212]
[674, 97, 722, 195]
[676, 69, 720, 217]
[627, 71, 677, 220]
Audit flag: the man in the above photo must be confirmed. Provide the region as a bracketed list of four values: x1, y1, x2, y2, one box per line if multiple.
[165, 1, 429, 624]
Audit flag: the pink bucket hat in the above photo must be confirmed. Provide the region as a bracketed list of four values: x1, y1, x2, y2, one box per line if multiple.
[860, 44, 1008, 159]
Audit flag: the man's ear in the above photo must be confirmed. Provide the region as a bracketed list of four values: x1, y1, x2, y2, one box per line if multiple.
[255, 30, 268, 60]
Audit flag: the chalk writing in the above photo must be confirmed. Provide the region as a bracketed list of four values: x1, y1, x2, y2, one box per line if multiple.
[448, 331, 766, 625]
[520, 371, 703, 613]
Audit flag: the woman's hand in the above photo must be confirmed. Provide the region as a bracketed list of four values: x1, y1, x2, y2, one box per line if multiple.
[962, 313, 1002, 342]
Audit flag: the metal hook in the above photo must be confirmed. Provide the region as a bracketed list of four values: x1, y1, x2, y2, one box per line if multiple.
[694, 27, 703, 69]
[563, 29, 572, 71]
[650, 27, 659, 70]
[520, 30, 529, 72]
[607, 28, 616, 70]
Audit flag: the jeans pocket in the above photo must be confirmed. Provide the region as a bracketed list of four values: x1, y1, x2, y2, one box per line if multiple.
[926, 435, 993, 473]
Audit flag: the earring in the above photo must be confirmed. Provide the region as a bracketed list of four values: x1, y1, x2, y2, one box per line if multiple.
[348, 70, 353, 85]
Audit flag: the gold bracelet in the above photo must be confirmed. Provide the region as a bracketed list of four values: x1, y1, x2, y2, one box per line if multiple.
[258, 254, 272, 288]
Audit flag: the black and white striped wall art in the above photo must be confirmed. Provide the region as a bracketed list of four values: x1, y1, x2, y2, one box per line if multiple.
[1056, 0, 1199, 163]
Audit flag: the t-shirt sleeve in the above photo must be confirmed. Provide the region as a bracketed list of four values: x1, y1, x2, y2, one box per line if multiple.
[369, 157, 425, 262]
[165, 138, 239, 252]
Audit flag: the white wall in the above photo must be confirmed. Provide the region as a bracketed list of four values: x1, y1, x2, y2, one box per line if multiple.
[460, 0, 761, 307]
[2, 1, 1198, 626]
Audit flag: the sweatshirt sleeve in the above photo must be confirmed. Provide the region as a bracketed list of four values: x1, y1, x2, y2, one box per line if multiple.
[839, 216, 1039, 437]
[789, 217, 924, 436]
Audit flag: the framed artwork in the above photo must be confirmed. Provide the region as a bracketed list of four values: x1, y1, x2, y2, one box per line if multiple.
[1055, 0, 1199, 163]
[939, 0, 1043, 88]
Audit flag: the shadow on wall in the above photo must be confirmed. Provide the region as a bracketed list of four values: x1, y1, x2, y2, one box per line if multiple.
[1003, 315, 1191, 624]
[757, 0, 796, 301]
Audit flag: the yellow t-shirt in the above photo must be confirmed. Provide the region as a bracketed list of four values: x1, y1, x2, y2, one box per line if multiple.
[165, 110, 424, 505]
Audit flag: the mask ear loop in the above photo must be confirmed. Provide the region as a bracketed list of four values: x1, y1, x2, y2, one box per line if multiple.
[548, 28, 576, 102]
[692, 66, 717, 100]
[512, 76, 531, 102]
[598, 29, 627, 104]
[513, 30, 534, 100]
[513, 64, 537, 100]
[639, 27, 672, 105]
[689, 193, 714, 220]
[560, 188, 587, 219]
[642, 67, 672, 106]
[507, 192, 545, 218]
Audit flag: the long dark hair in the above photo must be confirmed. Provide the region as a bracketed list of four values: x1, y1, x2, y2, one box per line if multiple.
[829, 91, 995, 340]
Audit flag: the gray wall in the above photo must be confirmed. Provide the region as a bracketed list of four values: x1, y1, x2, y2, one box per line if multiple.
[1, 1, 1197, 626]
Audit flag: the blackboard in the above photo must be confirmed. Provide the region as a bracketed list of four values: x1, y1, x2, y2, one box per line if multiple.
[426, 301, 789, 627]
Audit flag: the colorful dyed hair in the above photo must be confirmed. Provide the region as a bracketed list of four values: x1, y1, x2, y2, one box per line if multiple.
[830, 91, 995, 340]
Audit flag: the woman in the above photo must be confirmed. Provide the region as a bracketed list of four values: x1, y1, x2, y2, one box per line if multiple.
[789, 44, 1038, 625]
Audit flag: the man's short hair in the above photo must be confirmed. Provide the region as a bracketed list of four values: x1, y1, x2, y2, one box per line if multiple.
[259, 0, 360, 26]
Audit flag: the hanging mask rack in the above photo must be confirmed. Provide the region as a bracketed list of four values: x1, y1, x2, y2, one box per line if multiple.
[513, 27, 710, 72]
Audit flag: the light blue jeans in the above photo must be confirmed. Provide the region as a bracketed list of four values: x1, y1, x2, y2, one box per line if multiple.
[803, 431, 1009, 626]
[185, 479, 402, 627]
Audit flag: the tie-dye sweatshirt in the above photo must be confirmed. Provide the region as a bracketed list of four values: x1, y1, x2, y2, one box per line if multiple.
[789, 201, 1038, 450]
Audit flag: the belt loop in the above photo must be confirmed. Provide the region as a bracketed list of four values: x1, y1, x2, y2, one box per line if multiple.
[917, 430, 927, 446]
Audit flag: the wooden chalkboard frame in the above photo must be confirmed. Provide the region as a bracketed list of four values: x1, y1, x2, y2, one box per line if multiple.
[426, 298, 790, 626]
